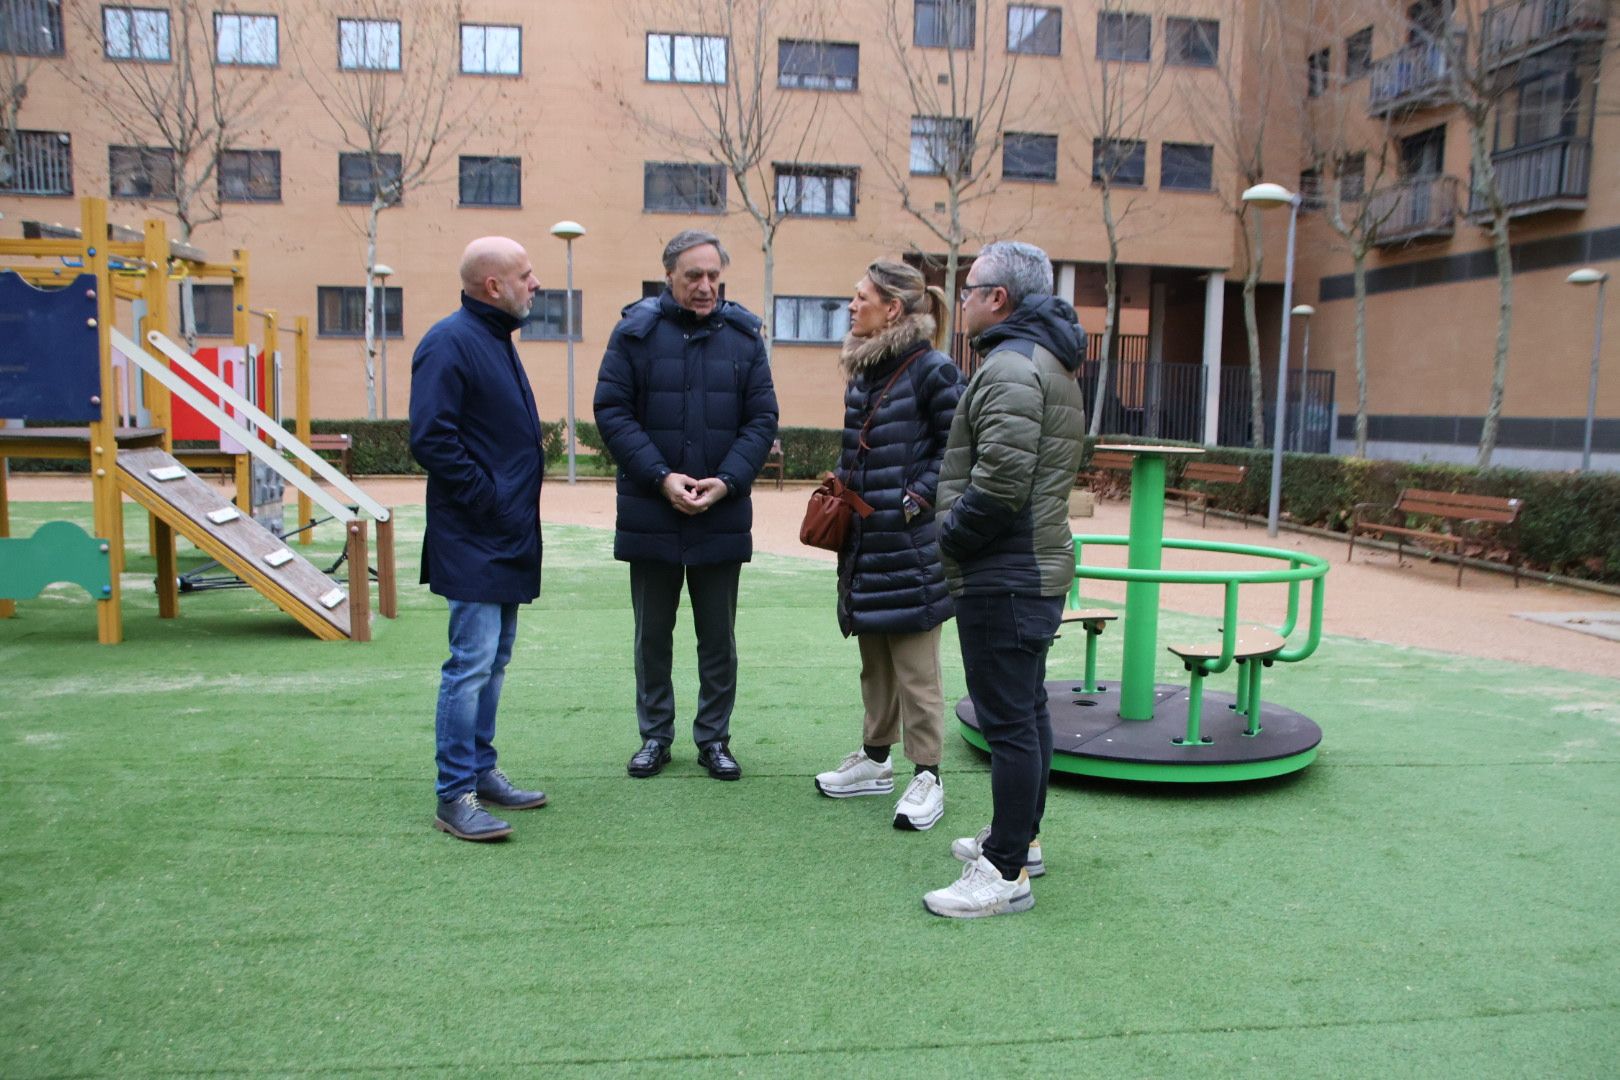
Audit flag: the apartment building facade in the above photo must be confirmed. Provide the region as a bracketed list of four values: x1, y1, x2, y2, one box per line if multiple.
[0, 0, 1613, 468]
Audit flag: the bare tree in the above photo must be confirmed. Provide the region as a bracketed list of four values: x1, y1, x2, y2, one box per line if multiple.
[295, 0, 505, 418]
[609, 0, 829, 357]
[1065, 0, 1177, 436]
[847, 0, 1026, 344]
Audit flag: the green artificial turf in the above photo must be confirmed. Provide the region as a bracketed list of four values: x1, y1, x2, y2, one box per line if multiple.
[2, 500, 1617, 1077]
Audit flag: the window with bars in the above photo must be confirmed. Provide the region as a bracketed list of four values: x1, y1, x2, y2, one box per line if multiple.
[461, 23, 519, 75]
[910, 116, 972, 176]
[1002, 133, 1057, 181]
[1338, 152, 1365, 202]
[1299, 166, 1324, 210]
[1345, 26, 1372, 80]
[317, 285, 402, 338]
[1006, 5, 1059, 56]
[1097, 11, 1150, 61]
[520, 290, 584, 341]
[1307, 46, 1330, 97]
[181, 283, 235, 337]
[646, 32, 726, 83]
[1091, 138, 1145, 186]
[215, 12, 276, 66]
[1, 0, 64, 56]
[915, 0, 974, 49]
[644, 162, 726, 212]
[339, 152, 402, 205]
[104, 5, 169, 61]
[219, 149, 280, 202]
[1160, 142, 1213, 190]
[0, 129, 72, 195]
[109, 145, 175, 198]
[459, 156, 521, 206]
[773, 296, 850, 344]
[1166, 17, 1218, 66]
[778, 39, 857, 90]
[339, 17, 399, 70]
[775, 165, 856, 217]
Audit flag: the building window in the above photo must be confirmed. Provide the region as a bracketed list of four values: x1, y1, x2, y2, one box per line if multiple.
[778, 39, 857, 91]
[1160, 142, 1213, 190]
[910, 115, 972, 176]
[646, 32, 726, 84]
[109, 145, 175, 198]
[181, 283, 235, 337]
[520, 290, 583, 341]
[1400, 125, 1445, 177]
[915, 0, 974, 49]
[317, 285, 401, 338]
[1007, 5, 1059, 56]
[338, 17, 399, 71]
[1338, 152, 1365, 202]
[104, 5, 169, 61]
[215, 12, 276, 66]
[0, 129, 72, 195]
[1097, 11, 1150, 62]
[338, 152, 402, 205]
[1299, 165, 1324, 210]
[1307, 46, 1330, 97]
[461, 23, 519, 75]
[1, 0, 64, 56]
[774, 295, 850, 344]
[775, 164, 856, 217]
[1091, 138, 1145, 187]
[219, 148, 280, 202]
[1002, 132, 1056, 181]
[1493, 50, 1594, 151]
[643, 161, 726, 213]
[1166, 17, 1218, 67]
[459, 155, 520, 206]
[1344, 26, 1372, 80]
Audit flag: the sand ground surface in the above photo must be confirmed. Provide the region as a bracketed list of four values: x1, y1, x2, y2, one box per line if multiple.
[10, 472, 1618, 678]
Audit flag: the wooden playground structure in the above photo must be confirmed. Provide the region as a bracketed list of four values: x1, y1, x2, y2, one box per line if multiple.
[0, 196, 394, 643]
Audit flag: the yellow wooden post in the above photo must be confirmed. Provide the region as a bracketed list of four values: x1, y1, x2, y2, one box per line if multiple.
[141, 219, 172, 447]
[295, 315, 313, 545]
[0, 450, 11, 619]
[84, 197, 123, 644]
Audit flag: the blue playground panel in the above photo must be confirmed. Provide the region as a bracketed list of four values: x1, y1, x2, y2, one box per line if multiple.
[0, 272, 103, 421]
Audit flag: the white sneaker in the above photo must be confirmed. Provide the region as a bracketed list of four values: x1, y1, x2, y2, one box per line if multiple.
[950, 824, 1046, 878]
[814, 749, 894, 798]
[892, 771, 944, 831]
[922, 855, 1034, 919]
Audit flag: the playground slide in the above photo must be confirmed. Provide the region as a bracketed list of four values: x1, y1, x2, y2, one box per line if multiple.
[115, 446, 352, 641]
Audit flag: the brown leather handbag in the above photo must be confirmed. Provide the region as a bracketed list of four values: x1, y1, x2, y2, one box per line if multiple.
[799, 474, 874, 551]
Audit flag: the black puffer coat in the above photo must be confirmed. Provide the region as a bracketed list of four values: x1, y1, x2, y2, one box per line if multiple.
[835, 314, 964, 636]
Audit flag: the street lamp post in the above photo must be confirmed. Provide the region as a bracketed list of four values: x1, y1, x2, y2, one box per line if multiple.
[1566, 268, 1609, 472]
[550, 220, 586, 484]
[1241, 182, 1303, 537]
[371, 263, 394, 420]
[1292, 304, 1315, 451]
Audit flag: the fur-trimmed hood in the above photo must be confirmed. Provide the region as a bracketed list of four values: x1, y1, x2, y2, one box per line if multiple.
[839, 311, 937, 377]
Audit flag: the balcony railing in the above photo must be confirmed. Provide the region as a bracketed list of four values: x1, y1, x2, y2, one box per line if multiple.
[1468, 136, 1591, 217]
[1367, 35, 1459, 115]
[1368, 174, 1460, 246]
[1482, 0, 1609, 68]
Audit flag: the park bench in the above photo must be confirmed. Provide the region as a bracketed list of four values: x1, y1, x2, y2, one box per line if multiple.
[1347, 488, 1524, 587]
[1164, 461, 1249, 528]
[309, 433, 353, 477]
[1078, 450, 1134, 500]
[759, 438, 784, 490]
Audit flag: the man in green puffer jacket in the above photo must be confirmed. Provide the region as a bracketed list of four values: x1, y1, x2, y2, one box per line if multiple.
[924, 240, 1086, 919]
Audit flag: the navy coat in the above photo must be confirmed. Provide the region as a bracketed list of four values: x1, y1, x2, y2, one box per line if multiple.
[593, 291, 779, 565]
[836, 337, 963, 636]
[409, 294, 544, 603]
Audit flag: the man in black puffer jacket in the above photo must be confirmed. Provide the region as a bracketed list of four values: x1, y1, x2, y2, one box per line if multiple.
[925, 240, 1086, 919]
[593, 230, 779, 781]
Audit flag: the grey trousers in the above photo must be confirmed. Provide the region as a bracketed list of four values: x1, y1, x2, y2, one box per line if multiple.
[629, 560, 741, 748]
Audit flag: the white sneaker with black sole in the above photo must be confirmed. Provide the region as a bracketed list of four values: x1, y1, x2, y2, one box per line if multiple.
[892, 771, 944, 831]
[922, 855, 1033, 918]
[951, 824, 1045, 877]
[814, 749, 894, 798]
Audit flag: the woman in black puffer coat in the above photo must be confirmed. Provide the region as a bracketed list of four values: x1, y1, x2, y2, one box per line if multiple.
[812, 261, 964, 832]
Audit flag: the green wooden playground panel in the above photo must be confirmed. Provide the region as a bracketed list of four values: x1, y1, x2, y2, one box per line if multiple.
[0, 520, 113, 601]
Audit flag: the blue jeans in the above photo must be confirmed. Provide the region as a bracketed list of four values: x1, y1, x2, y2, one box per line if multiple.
[434, 600, 519, 800]
[954, 593, 1063, 879]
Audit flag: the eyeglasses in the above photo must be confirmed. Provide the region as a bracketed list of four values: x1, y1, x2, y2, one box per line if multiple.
[959, 282, 1003, 303]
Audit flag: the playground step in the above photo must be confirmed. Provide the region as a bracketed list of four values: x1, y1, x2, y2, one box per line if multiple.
[115, 446, 352, 641]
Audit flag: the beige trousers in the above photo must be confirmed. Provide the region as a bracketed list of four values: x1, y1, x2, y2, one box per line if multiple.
[857, 627, 946, 768]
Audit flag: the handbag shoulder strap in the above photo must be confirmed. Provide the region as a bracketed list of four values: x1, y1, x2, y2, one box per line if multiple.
[858, 348, 922, 452]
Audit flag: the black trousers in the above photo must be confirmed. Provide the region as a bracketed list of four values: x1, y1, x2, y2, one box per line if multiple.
[955, 593, 1064, 879]
[629, 560, 742, 748]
